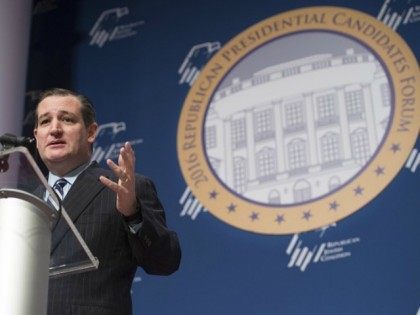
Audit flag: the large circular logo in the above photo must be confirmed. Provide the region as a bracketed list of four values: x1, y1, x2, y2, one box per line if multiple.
[177, 7, 419, 234]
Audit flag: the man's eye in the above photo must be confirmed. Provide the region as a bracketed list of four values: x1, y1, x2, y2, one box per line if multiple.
[39, 119, 49, 125]
[62, 116, 74, 123]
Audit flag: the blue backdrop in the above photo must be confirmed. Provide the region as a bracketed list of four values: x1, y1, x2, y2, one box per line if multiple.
[24, 0, 419, 314]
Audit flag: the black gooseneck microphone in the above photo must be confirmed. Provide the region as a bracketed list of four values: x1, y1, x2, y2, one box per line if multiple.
[0, 133, 36, 172]
[0, 133, 35, 149]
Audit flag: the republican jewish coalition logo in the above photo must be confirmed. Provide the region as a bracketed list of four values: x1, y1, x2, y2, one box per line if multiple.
[177, 7, 419, 234]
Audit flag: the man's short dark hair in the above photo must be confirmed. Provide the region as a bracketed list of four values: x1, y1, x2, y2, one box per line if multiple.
[35, 88, 96, 127]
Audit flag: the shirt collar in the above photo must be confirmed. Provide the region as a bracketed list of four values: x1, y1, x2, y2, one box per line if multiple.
[48, 161, 91, 187]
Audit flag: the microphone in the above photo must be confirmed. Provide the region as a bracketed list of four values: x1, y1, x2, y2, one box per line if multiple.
[0, 133, 35, 149]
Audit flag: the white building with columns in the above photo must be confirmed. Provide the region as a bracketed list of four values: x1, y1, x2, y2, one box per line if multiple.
[204, 48, 391, 205]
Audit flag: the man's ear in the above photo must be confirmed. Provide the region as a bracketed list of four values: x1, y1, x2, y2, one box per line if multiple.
[33, 128, 38, 142]
[87, 122, 98, 144]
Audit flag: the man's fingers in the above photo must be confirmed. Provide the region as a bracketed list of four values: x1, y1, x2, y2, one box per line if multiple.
[120, 142, 135, 172]
[106, 158, 119, 172]
[105, 142, 136, 185]
[106, 158, 128, 180]
[99, 175, 127, 193]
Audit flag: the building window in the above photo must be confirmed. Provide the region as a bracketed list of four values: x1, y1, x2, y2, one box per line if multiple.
[312, 59, 331, 69]
[282, 66, 300, 77]
[328, 176, 341, 191]
[256, 147, 277, 181]
[252, 75, 269, 85]
[231, 118, 247, 149]
[293, 180, 311, 203]
[284, 101, 305, 132]
[205, 125, 217, 149]
[254, 108, 274, 141]
[381, 83, 391, 107]
[345, 90, 365, 120]
[208, 157, 221, 177]
[268, 189, 281, 204]
[343, 55, 357, 64]
[231, 84, 241, 93]
[316, 94, 338, 126]
[288, 139, 307, 170]
[233, 157, 247, 193]
[350, 128, 370, 165]
[321, 132, 341, 165]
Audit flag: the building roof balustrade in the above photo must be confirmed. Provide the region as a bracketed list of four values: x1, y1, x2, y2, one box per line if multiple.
[210, 55, 377, 117]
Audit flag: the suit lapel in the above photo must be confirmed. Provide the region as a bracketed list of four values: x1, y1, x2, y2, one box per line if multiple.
[50, 162, 107, 254]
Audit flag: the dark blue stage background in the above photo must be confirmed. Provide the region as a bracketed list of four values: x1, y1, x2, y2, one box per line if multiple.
[24, 1, 419, 314]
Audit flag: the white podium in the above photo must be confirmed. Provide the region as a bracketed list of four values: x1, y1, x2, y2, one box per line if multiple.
[0, 147, 99, 315]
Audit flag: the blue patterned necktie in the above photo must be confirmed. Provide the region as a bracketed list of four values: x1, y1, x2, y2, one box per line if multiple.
[53, 178, 68, 200]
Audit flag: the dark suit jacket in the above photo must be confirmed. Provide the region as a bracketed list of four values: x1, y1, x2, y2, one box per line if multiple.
[47, 162, 181, 315]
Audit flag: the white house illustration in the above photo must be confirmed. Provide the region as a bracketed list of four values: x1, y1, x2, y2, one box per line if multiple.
[204, 48, 391, 205]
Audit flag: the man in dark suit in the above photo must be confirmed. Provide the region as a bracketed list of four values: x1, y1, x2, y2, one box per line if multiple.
[33, 88, 181, 315]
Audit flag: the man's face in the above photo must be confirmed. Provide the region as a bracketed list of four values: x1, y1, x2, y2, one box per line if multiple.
[34, 95, 97, 175]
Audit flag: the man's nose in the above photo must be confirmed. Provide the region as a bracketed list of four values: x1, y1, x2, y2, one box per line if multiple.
[50, 120, 63, 136]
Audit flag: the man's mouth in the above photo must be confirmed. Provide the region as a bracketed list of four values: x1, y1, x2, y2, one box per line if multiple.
[48, 140, 66, 147]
